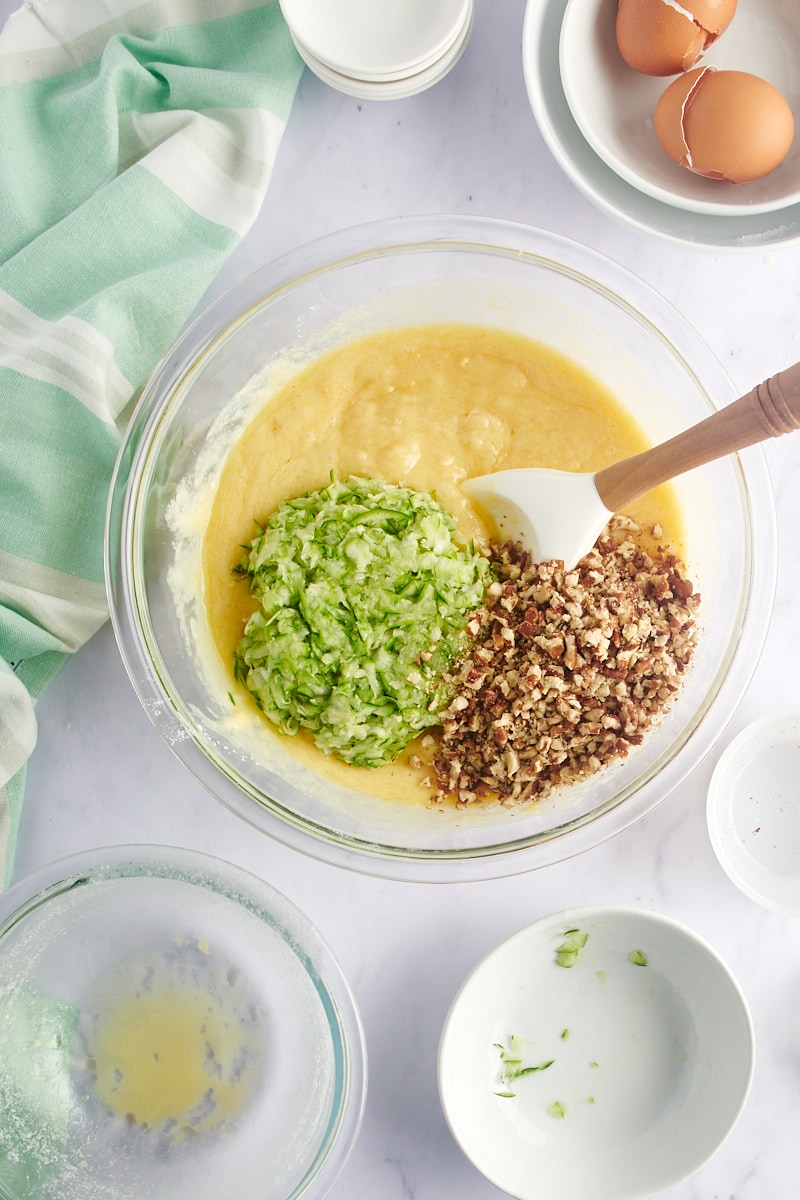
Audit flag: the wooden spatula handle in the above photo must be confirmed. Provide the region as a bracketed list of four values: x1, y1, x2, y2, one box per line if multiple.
[595, 360, 800, 514]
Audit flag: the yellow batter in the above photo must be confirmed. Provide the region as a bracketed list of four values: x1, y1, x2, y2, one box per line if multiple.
[88, 946, 262, 1137]
[202, 324, 682, 802]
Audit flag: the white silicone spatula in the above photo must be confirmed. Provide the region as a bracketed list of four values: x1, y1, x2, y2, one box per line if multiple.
[462, 361, 800, 569]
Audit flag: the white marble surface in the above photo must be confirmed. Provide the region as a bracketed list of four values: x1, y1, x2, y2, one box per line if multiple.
[7, 1, 800, 1197]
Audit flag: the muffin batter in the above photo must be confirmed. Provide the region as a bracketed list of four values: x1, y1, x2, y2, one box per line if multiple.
[202, 324, 683, 803]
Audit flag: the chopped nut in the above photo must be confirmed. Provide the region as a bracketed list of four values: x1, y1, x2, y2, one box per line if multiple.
[432, 517, 700, 807]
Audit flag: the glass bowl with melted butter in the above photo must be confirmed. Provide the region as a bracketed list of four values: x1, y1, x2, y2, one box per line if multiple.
[0, 845, 366, 1200]
[107, 215, 777, 881]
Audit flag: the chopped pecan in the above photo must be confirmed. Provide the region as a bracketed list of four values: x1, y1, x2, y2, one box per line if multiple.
[430, 517, 700, 808]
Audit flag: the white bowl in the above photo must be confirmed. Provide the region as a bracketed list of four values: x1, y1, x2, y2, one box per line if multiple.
[560, 0, 800, 216]
[523, 0, 800, 248]
[287, 3, 473, 101]
[279, 0, 469, 78]
[707, 706, 800, 914]
[438, 906, 754, 1200]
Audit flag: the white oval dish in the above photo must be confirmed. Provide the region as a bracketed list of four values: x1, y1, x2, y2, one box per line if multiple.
[707, 706, 800, 915]
[559, 0, 800, 217]
[439, 906, 754, 1200]
[522, 0, 800, 248]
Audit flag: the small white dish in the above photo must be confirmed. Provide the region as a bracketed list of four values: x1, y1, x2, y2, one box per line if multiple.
[707, 706, 800, 915]
[279, 0, 470, 80]
[439, 906, 753, 1200]
[559, 0, 800, 216]
[522, 0, 800, 248]
[288, 3, 473, 101]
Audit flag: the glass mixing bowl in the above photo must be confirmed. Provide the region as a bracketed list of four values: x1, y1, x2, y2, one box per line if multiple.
[0, 845, 366, 1200]
[106, 216, 777, 882]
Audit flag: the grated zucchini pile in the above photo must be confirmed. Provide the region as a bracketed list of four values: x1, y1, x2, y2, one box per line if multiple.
[233, 475, 490, 767]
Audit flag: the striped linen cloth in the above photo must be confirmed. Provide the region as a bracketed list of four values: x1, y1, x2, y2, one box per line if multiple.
[0, 0, 304, 885]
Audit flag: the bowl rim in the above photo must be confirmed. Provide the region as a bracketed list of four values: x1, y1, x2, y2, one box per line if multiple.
[105, 214, 778, 883]
[437, 902, 756, 1200]
[0, 843, 368, 1200]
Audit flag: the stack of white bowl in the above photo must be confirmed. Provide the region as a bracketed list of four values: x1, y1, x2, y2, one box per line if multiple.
[279, 0, 473, 100]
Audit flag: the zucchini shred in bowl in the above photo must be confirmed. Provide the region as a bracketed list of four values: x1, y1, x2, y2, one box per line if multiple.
[106, 217, 777, 881]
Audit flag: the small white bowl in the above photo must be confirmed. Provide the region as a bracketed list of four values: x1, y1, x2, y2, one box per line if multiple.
[287, 3, 473, 101]
[559, 0, 800, 216]
[439, 906, 754, 1200]
[707, 707, 800, 915]
[279, 0, 472, 98]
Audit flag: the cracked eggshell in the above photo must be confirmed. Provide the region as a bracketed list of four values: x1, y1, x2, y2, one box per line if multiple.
[654, 66, 796, 184]
[616, 0, 737, 76]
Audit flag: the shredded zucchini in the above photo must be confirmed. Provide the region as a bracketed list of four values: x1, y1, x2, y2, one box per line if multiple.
[233, 475, 490, 767]
[555, 928, 589, 968]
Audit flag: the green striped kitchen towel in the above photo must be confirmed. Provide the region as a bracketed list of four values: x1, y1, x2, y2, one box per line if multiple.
[0, 0, 304, 886]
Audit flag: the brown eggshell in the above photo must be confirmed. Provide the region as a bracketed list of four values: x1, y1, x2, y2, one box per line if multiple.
[616, 0, 737, 77]
[685, 0, 738, 34]
[654, 67, 796, 184]
[654, 68, 705, 166]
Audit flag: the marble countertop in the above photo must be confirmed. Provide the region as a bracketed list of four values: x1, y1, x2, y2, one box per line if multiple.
[8, 1, 800, 1197]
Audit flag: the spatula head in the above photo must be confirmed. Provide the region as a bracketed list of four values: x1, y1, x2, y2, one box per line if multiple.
[461, 468, 613, 569]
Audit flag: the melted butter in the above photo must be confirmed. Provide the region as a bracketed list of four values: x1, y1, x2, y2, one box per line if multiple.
[89, 967, 261, 1136]
[202, 323, 684, 805]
